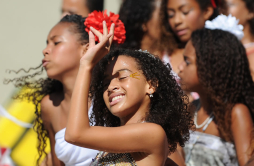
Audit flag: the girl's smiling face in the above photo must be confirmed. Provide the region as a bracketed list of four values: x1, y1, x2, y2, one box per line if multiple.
[103, 55, 152, 121]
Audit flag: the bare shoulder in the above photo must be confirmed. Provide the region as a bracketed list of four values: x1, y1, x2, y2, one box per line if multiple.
[231, 103, 253, 130]
[141, 123, 167, 145]
[231, 103, 251, 120]
[40, 95, 54, 124]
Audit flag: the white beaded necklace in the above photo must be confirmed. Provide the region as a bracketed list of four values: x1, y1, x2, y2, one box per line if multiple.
[194, 111, 213, 129]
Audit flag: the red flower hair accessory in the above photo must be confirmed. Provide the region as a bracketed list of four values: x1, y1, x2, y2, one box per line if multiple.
[211, 0, 218, 8]
[84, 10, 126, 44]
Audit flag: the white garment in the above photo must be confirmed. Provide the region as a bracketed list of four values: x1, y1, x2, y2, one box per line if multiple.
[55, 128, 98, 166]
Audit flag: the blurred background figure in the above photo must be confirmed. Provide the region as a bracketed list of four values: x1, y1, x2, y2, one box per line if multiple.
[222, 0, 254, 79]
[61, 0, 104, 17]
[118, 0, 175, 58]
[160, 0, 220, 76]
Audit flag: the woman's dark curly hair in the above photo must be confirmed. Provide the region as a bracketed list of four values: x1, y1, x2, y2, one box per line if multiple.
[161, 0, 220, 47]
[89, 48, 193, 153]
[5, 14, 89, 165]
[118, 0, 175, 53]
[191, 28, 254, 141]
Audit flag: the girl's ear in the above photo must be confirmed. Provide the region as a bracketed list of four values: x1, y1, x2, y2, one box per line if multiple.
[203, 6, 214, 21]
[247, 12, 254, 21]
[146, 81, 158, 95]
[80, 43, 89, 58]
[142, 23, 148, 32]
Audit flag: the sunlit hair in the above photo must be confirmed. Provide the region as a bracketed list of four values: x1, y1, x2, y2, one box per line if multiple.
[191, 28, 254, 141]
[4, 14, 88, 165]
[90, 48, 193, 153]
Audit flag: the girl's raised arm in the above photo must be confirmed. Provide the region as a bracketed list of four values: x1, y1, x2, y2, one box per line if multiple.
[65, 22, 167, 154]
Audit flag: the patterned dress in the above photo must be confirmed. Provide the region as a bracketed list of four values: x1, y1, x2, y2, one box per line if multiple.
[90, 152, 137, 166]
[184, 113, 238, 166]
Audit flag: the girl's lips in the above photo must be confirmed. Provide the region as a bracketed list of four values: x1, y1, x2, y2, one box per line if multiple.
[110, 95, 125, 107]
[43, 61, 49, 67]
[176, 29, 188, 36]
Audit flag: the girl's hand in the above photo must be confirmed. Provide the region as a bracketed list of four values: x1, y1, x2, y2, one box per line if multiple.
[80, 21, 115, 68]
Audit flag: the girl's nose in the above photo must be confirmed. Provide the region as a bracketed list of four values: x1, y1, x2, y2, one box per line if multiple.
[178, 61, 186, 73]
[42, 46, 50, 56]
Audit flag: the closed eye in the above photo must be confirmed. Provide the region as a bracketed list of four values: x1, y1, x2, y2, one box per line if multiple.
[119, 76, 128, 81]
[182, 10, 190, 15]
[54, 42, 61, 45]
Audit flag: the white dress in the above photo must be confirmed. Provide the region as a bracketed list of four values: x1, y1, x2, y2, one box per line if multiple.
[54, 106, 99, 166]
[55, 128, 99, 166]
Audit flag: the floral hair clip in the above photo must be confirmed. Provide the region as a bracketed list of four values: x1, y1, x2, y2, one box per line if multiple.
[84, 10, 126, 44]
[205, 14, 244, 40]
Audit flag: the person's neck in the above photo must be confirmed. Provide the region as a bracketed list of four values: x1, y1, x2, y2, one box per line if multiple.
[197, 91, 213, 115]
[120, 98, 150, 126]
[241, 24, 254, 45]
[59, 69, 79, 102]
[141, 35, 162, 58]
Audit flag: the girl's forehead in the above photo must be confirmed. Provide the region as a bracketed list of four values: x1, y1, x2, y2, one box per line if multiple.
[48, 22, 74, 39]
[105, 55, 139, 74]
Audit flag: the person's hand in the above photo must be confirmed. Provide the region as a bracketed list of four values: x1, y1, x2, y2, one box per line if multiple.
[80, 21, 115, 68]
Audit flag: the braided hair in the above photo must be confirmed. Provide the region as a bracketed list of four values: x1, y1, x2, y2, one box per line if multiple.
[191, 28, 254, 141]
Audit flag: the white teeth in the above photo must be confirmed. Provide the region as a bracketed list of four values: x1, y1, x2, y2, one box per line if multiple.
[112, 95, 124, 102]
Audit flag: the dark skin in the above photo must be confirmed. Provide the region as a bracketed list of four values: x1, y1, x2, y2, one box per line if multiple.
[178, 40, 254, 166]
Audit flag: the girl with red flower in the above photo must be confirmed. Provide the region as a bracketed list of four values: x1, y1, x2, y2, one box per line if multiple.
[64, 14, 192, 166]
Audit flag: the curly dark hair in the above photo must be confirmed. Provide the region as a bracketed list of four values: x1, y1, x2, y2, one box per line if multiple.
[161, 0, 220, 47]
[191, 28, 254, 141]
[118, 0, 175, 53]
[4, 14, 89, 165]
[89, 48, 193, 153]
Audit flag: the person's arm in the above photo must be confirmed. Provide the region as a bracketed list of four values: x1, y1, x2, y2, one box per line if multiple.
[231, 103, 253, 166]
[41, 95, 65, 166]
[40, 153, 52, 166]
[65, 22, 167, 154]
[168, 145, 186, 166]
